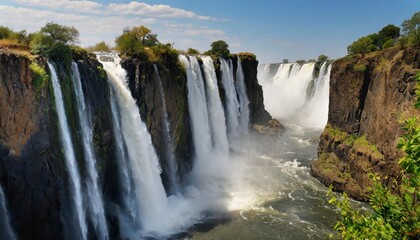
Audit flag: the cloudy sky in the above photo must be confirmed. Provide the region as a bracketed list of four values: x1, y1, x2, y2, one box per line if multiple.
[0, 0, 418, 63]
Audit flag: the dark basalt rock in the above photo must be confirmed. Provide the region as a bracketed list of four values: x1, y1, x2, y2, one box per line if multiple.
[312, 47, 420, 200]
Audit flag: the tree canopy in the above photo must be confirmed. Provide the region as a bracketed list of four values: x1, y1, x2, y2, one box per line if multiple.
[204, 40, 230, 58]
[115, 25, 159, 55]
[30, 22, 79, 62]
[402, 12, 420, 46]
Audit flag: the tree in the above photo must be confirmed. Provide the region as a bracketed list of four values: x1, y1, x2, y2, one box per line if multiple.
[402, 11, 420, 46]
[329, 73, 420, 239]
[317, 54, 328, 62]
[205, 40, 230, 58]
[87, 41, 111, 52]
[282, 59, 289, 64]
[347, 34, 378, 55]
[377, 24, 400, 49]
[187, 48, 200, 55]
[0, 26, 14, 39]
[115, 25, 159, 55]
[30, 22, 79, 62]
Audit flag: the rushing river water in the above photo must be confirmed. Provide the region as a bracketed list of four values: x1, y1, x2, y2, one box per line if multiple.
[189, 122, 341, 240]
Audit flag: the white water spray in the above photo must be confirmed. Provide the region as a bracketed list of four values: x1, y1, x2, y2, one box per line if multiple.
[235, 57, 250, 133]
[220, 59, 240, 141]
[0, 185, 16, 240]
[99, 56, 173, 235]
[48, 62, 87, 240]
[258, 61, 330, 128]
[201, 56, 229, 154]
[71, 62, 109, 239]
[153, 64, 179, 195]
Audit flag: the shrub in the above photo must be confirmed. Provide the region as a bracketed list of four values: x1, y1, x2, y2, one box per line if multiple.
[204, 40, 230, 58]
[187, 48, 200, 55]
[30, 62, 48, 93]
[329, 73, 420, 240]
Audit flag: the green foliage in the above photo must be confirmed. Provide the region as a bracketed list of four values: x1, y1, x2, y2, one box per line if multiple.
[87, 41, 111, 52]
[353, 63, 367, 73]
[347, 24, 400, 55]
[329, 73, 420, 240]
[30, 22, 78, 62]
[187, 48, 200, 55]
[30, 62, 49, 93]
[347, 34, 378, 55]
[317, 54, 329, 62]
[115, 25, 159, 57]
[70, 45, 88, 60]
[0, 26, 14, 39]
[282, 59, 289, 64]
[402, 11, 420, 46]
[204, 40, 230, 58]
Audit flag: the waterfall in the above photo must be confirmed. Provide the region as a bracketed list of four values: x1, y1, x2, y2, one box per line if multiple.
[98, 56, 171, 235]
[0, 185, 16, 240]
[201, 56, 229, 154]
[179, 55, 230, 194]
[296, 62, 331, 128]
[71, 62, 108, 239]
[178, 55, 212, 159]
[258, 61, 331, 128]
[109, 87, 139, 238]
[48, 62, 87, 240]
[235, 57, 250, 133]
[153, 64, 179, 195]
[220, 59, 240, 141]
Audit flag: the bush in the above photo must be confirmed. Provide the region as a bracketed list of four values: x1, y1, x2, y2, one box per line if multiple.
[30, 62, 48, 93]
[329, 73, 420, 240]
[48, 42, 72, 64]
[204, 40, 230, 58]
[187, 48, 200, 55]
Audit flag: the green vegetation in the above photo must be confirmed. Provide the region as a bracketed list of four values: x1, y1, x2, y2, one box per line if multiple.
[347, 11, 420, 55]
[329, 74, 420, 239]
[204, 40, 230, 58]
[115, 25, 177, 63]
[86, 41, 111, 52]
[186, 48, 200, 55]
[317, 54, 329, 62]
[282, 59, 289, 63]
[402, 12, 420, 46]
[353, 63, 367, 73]
[30, 22, 79, 63]
[30, 62, 49, 94]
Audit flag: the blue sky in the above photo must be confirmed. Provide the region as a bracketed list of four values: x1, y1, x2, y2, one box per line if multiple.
[0, 0, 418, 63]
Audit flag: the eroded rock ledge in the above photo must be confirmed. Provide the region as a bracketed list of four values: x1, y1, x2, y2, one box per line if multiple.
[312, 47, 420, 201]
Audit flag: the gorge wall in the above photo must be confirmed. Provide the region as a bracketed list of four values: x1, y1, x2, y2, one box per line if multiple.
[0, 49, 271, 239]
[312, 47, 420, 201]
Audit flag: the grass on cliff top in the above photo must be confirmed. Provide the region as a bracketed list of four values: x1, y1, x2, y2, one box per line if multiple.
[0, 39, 34, 60]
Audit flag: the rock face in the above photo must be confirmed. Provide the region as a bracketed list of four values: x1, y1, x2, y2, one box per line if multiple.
[312, 47, 420, 201]
[122, 55, 193, 189]
[0, 49, 272, 238]
[235, 55, 272, 125]
[0, 50, 114, 239]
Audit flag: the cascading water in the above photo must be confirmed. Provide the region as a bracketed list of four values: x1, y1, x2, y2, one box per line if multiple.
[220, 58, 240, 141]
[48, 62, 87, 240]
[178, 55, 212, 159]
[258, 61, 331, 128]
[235, 57, 250, 133]
[71, 62, 109, 239]
[0, 185, 16, 240]
[99, 55, 172, 235]
[153, 64, 179, 195]
[201, 56, 229, 154]
[296, 62, 331, 128]
[109, 87, 139, 238]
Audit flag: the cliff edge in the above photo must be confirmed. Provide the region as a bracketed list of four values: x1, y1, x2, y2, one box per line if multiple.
[312, 47, 420, 201]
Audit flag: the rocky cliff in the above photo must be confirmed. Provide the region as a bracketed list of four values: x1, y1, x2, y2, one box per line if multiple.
[312, 47, 420, 201]
[0, 49, 114, 239]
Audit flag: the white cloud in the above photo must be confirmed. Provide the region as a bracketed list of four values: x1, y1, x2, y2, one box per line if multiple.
[106, 2, 216, 20]
[13, 0, 102, 14]
[11, 0, 218, 20]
